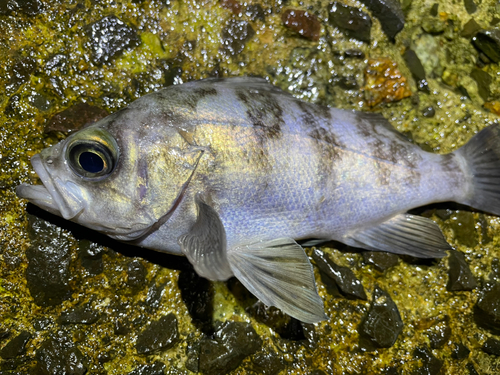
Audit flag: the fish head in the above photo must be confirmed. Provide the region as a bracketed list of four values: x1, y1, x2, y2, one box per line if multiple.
[17, 105, 203, 242]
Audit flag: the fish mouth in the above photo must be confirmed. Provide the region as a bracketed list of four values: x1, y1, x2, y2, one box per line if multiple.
[16, 154, 83, 220]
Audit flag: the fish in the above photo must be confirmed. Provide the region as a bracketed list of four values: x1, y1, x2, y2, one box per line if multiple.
[16, 77, 500, 323]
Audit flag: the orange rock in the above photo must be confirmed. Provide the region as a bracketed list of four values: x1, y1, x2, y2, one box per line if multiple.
[363, 58, 412, 107]
[281, 9, 321, 41]
[484, 101, 500, 116]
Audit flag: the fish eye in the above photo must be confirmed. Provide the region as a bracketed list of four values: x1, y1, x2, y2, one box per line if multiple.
[66, 129, 118, 179]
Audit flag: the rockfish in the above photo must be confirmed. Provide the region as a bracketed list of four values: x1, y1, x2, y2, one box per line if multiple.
[17, 77, 500, 323]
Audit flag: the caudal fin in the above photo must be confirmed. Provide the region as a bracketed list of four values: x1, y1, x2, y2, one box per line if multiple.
[456, 124, 500, 216]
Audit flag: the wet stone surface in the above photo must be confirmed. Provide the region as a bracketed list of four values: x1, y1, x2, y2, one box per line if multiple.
[0, 0, 44, 15]
[483, 337, 500, 356]
[472, 29, 500, 64]
[426, 317, 451, 349]
[312, 249, 367, 300]
[135, 313, 179, 354]
[251, 350, 286, 375]
[126, 361, 167, 375]
[221, 19, 255, 56]
[470, 68, 492, 101]
[358, 0, 405, 41]
[126, 258, 147, 289]
[282, 9, 321, 42]
[25, 215, 73, 307]
[198, 321, 262, 375]
[413, 347, 443, 375]
[58, 300, 102, 325]
[446, 251, 477, 291]
[329, 2, 372, 43]
[6, 58, 37, 96]
[451, 342, 471, 359]
[0, 331, 31, 360]
[362, 251, 399, 272]
[474, 283, 500, 335]
[87, 16, 140, 65]
[403, 49, 429, 93]
[358, 286, 403, 350]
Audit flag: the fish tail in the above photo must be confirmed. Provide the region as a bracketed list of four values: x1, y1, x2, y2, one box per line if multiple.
[455, 124, 500, 216]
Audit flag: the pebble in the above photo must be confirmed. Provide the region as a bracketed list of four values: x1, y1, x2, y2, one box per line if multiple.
[403, 49, 429, 93]
[472, 29, 500, 63]
[446, 251, 477, 291]
[362, 251, 399, 272]
[87, 16, 140, 65]
[413, 347, 443, 375]
[282, 9, 321, 41]
[126, 361, 167, 375]
[329, 2, 372, 43]
[59, 301, 102, 325]
[461, 19, 481, 38]
[126, 259, 147, 288]
[464, 0, 477, 14]
[44, 102, 108, 133]
[135, 314, 179, 354]
[221, 20, 255, 56]
[474, 283, 500, 334]
[358, 0, 405, 41]
[199, 321, 262, 375]
[426, 318, 451, 349]
[6, 58, 37, 95]
[470, 67, 492, 101]
[0, 331, 31, 359]
[422, 106, 436, 118]
[358, 286, 403, 349]
[251, 350, 286, 375]
[451, 342, 470, 359]
[482, 337, 500, 356]
[0, 0, 44, 15]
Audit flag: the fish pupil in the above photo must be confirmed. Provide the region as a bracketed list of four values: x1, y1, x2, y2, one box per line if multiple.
[79, 151, 104, 173]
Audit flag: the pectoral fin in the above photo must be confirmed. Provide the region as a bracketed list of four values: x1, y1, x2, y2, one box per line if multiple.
[345, 213, 451, 258]
[227, 238, 327, 324]
[178, 194, 233, 281]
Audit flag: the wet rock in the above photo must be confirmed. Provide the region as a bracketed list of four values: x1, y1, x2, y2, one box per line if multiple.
[472, 29, 500, 63]
[199, 321, 262, 375]
[451, 342, 470, 359]
[362, 251, 399, 272]
[344, 49, 365, 59]
[363, 58, 412, 107]
[474, 283, 500, 334]
[461, 19, 481, 38]
[429, 3, 439, 16]
[482, 337, 500, 356]
[126, 259, 147, 288]
[144, 280, 168, 311]
[0, 331, 31, 359]
[403, 49, 429, 93]
[358, 286, 403, 350]
[25, 215, 73, 307]
[358, 0, 405, 41]
[220, 0, 242, 14]
[59, 301, 102, 325]
[178, 269, 214, 334]
[413, 347, 443, 375]
[282, 9, 321, 41]
[422, 106, 436, 118]
[221, 20, 255, 56]
[44, 102, 108, 133]
[136, 314, 179, 354]
[35, 331, 87, 375]
[312, 249, 367, 300]
[329, 2, 372, 43]
[470, 68, 492, 102]
[337, 76, 359, 90]
[127, 361, 167, 375]
[33, 318, 53, 332]
[6, 58, 37, 95]
[464, 0, 477, 14]
[245, 4, 266, 22]
[447, 251, 477, 291]
[249, 301, 306, 340]
[0, 0, 44, 15]
[186, 340, 201, 373]
[252, 350, 286, 375]
[467, 363, 480, 375]
[87, 16, 140, 65]
[426, 318, 451, 349]
[449, 211, 478, 248]
[78, 239, 105, 276]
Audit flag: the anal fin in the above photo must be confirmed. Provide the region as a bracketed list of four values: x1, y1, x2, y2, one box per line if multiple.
[345, 214, 451, 258]
[227, 238, 327, 324]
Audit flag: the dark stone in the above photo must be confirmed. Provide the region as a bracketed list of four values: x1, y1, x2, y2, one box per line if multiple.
[127, 361, 167, 375]
[430, 3, 439, 16]
[221, 20, 255, 56]
[252, 350, 286, 375]
[126, 259, 147, 288]
[248, 301, 306, 340]
[312, 249, 367, 300]
[178, 269, 214, 334]
[466, 363, 479, 375]
[474, 283, 500, 334]
[482, 337, 500, 356]
[464, 0, 477, 14]
[479, 214, 493, 245]
[359, 286, 403, 350]
[0, 331, 31, 359]
[136, 314, 179, 354]
[33, 318, 53, 331]
[426, 318, 451, 349]
[25, 215, 73, 307]
[362, 251, 399, 272]
[245, 4, 266, 22]
[28, 93, 52, 111]
[0, 0, 44, 15]
[186, 340, 201, 373]
[59, 301, 102, 325]
[44, 102, 108, 133]
[422, 106, 436, 118]
[6, 58, 37, 95]
[461, 19, 481, 38]
[87, 16, 140, 65]
[78, 239, 106, 275]
[329, 2, 372, 43]
[44, 54, 68, 72]
[470, 68, 492, 101]
[144, 280, 167, 310]
[403, 49, 429, 93]
[358, 0, 405, 41]
[472, 29, 500, 64]
[451, 342, 470, 359]
[449, 211, 478, 248]
[413, 347, 443, 375]
[447, 251, 477, 291]
[338, 76, 359, 90]
[199, 321, 262, 375]
[282, 9, 321, 41]
[34, 331, 87, 375]
[344, 49, 365, 59]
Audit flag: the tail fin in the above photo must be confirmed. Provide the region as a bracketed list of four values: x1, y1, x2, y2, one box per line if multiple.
[455, 124, 500, 216]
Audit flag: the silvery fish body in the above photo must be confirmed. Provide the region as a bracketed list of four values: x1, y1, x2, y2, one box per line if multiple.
[17, 77, 500, 323]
